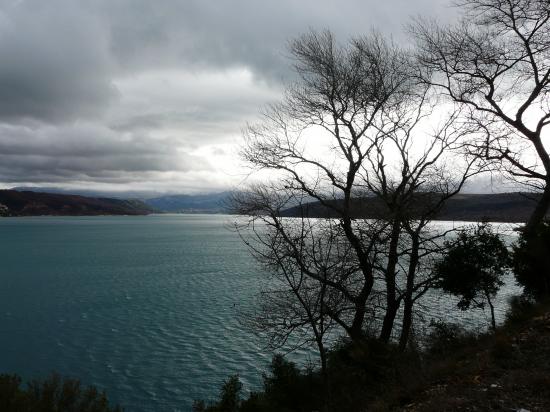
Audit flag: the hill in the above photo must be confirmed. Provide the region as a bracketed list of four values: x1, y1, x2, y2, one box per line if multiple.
[11, 186, 160, 200]
[2, 190, 542, 220]
[0, 190, 154, 216]
[281, 192, 542, 223]
[143, 192, 230, 213]
[5, 189, 232, 214]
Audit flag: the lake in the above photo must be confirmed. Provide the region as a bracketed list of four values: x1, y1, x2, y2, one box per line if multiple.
[0, 215, 521, 411]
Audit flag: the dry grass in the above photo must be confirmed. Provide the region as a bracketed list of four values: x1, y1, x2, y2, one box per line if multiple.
[399, 305, 550, 412]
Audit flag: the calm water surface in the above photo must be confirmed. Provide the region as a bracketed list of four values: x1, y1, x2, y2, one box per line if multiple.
[0, 215, 521, 411]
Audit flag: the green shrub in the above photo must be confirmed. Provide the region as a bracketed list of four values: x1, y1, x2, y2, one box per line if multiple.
[193, 375, 243, 412]
[0, 374, 25, 411]
[0, 373, 121, 412]
[505, 295, 537, 325]
[199, 339, 427, 412]
[425, 320, 473, 356]
[260, 355, 320, 412]
[513, 221, 550, 299]
[435, 223, 510, 330]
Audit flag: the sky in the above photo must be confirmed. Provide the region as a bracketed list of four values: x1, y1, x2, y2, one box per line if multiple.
[0, 0, 461, 195]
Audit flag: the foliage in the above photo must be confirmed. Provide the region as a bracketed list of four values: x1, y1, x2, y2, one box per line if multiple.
[513, 221, 550, 299]
[218, 375, 242, 412]
[435, 223, 510, 328]
[193, 375, 243, 412]
[0, 373, 121, 412]
[197, 340, 423, 412]
[203, 299, 550, 411]
[425, 320, 475, 356]
[325, 338, 422, 408]
[259, 355, 321, 412]
[505, 295, 538, 325]
[194, 356, 324, 412]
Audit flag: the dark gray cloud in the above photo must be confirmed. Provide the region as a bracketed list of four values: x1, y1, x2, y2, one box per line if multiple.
[99, 0, 453, 76]
[0, 0, 116, 122]
[0, 0, 455, 192]
[0, 123, 211, 186]
[94, 0, 454, 83]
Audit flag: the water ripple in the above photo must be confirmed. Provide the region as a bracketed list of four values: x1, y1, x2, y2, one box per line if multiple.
[0, 216, 520, 411]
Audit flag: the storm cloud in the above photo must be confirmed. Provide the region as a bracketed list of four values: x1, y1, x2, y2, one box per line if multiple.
[0, 0, 454, 193]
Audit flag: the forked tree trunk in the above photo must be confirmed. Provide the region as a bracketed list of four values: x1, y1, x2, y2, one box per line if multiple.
[348, 295, 368, 342]
[380, 220, 402, 343]
[399, 233, 420, 351]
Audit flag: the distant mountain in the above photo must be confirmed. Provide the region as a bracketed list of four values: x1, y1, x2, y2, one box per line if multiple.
[438, 193, 542, 222]
[3, 190, 538, 220]
[144, 192, 230, 213]
[281, 192, 543, 223]
[0, 190, 154, 216]
[11, 186, 161, 200]
[12, 187, 233, 213]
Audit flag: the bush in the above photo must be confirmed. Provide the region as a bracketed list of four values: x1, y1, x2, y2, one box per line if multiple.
[425, 320, 473, 356]
[0, 373, 121, 412]
[194, 355, 325, 412]
[435, 223, 510, 329]
[325, 338, 422, 410]
[513, 221, 550, 299]
[505, 295, 538, 325]
[0, 374, 25, 411]
[260, 355, 321, 412]
[193, 375, 243, 412]
[199, 339, 426, 412]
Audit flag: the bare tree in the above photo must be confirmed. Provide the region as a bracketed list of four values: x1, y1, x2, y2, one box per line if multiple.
[411, 0, 550, 238]
[232, 31, 478, 356]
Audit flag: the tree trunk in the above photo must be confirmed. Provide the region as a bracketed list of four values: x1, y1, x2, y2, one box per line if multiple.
[339, 214, 374, 341]
[398, 297, 413, 351]
[380, 220, 401, 343]
[317, 338, 330, 412]
[379, 300, 399, 343]
[399, 232, 420, 351]
[524, 183, 550, 239]
[349, 303, 366, 341]
[485, 290, 497, 331]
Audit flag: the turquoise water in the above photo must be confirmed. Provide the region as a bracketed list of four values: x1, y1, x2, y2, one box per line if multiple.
[0, 215, 283, 411]
[0, 215, 520, 411]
